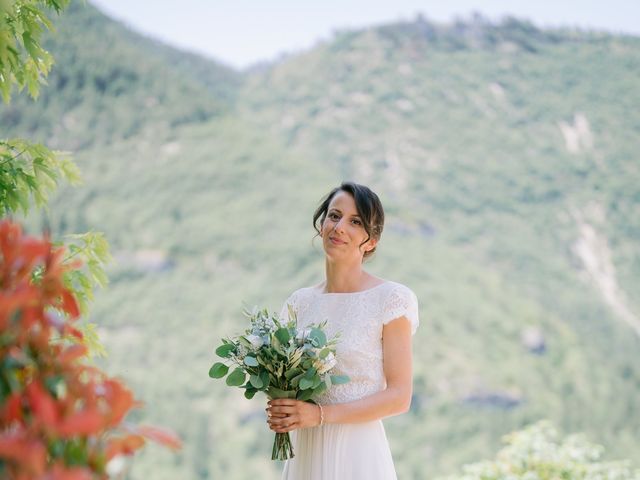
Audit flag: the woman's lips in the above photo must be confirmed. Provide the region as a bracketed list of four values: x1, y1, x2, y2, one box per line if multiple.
[330, 237, 345, 245]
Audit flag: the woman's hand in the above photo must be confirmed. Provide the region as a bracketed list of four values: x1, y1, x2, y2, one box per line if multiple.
[265, 399, 321, 433]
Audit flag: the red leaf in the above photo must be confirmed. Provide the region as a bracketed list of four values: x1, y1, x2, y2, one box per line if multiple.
[60, 289, 80, 319]
[1, 393, 23, 424]
[48, 462, 93, 480]
[58, 410, 104, 437]
[0, 435, 47, 475]
[103, 380, 137, 427]
[105, 435, 146, 461]
[26, 381, 59, 428]
[134, 425, 182, 450]
[58, 344, 88, 364]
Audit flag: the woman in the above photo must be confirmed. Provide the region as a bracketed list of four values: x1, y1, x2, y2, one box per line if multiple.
[266, 181, 419, 480]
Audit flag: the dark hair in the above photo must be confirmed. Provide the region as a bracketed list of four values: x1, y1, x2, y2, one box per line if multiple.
[313, 182, 385, 261]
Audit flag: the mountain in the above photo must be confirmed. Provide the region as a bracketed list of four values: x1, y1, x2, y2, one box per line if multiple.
[1, 4, 639, 480]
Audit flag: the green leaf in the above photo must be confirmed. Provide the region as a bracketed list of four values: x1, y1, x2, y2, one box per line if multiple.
[244, 356, 259, 367]
[299, 377, 314, 390]
[209, 362, 229, 379]
[308, 328, 327, 347]
[267, 386, 296, 399]
[296, 389, 313, 401]
[274, 327, 290, 345]
[259, 370, 270, 389]
[312, 381, 327, 397]
[226, 368, 246, 386]
[244, 388, 258, 400]
[215, 343, 235, 358]
[290, 372, 305, 389]
[330, 375, 350, 385]
[249, 374, 263, 389]
[284, 367, 302, 381]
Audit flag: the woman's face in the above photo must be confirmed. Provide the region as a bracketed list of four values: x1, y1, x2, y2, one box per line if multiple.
[321, 190, 377, 262]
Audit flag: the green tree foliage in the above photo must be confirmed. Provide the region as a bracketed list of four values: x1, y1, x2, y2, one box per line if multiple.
[0, 0, 70, 102]
[1, 0, 110, 357]
[0, 138, 80, 215]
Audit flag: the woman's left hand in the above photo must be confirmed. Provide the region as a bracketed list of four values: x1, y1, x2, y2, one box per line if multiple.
[266, 399, 321, 433]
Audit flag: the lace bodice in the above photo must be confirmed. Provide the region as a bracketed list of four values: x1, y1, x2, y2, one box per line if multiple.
[278, 281, 419, 405]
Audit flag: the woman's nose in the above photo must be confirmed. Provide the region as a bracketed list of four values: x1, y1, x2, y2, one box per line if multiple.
[334, 217, 347, 233]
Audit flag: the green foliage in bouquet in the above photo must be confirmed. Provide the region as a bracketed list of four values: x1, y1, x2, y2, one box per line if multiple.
[209, 304, 349, 460]
[438, 419, 640, 480]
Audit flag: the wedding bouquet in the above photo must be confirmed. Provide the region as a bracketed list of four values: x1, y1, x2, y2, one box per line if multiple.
[209, 304, 349, 460]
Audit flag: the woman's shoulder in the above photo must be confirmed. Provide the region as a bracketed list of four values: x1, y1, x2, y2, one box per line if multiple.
[379, 279, 417, 296]
[281, 285, 318, 304]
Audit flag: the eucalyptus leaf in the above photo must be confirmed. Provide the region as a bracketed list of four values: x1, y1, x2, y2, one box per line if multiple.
[309, 328, 327, 347]
[297, 388, 313, 401]
[215, 343, 235, 358]
[226, 368, 246, 386]
[259, 370, 270, 389]
[330, 374, 350, 385]
[249, 374, 263, 389]
[299, 377, 314, 390]
[312, 381, 327, 397]
[284, 367, 302, 381]
[274, 327, 290, 345]
[208, 362, 229, 379]
[244, 356, 259, 367]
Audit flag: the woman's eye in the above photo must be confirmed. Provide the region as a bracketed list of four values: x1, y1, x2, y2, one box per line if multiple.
[352, 219, 362, 225]
[329, 213, 339, 220]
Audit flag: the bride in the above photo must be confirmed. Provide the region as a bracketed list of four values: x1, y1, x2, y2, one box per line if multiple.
[266, 181, 420, 480]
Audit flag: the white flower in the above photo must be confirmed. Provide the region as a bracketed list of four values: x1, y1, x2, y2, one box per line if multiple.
[314, 352, 337, 375]
[246, 334, 264, 349]
[295, 327, 312, 345]
[106, 456, 127, 476]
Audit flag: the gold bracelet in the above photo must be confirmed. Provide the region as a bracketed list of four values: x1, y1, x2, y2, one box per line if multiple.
[318, 403, 324, 426]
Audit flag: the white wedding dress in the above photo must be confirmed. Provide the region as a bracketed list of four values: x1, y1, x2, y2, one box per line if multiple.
[278, 280, 420, 480]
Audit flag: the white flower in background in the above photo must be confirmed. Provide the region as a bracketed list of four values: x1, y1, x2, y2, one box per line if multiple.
[314, 352, 337, 375]
[295, 327, 312, 344]
[246, 334, 264, 349]
[106, 455, 126, 476]
[264, 317, 277, 330]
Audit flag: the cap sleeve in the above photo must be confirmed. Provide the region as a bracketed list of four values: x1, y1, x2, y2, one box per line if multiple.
[381, 284, 419, 336]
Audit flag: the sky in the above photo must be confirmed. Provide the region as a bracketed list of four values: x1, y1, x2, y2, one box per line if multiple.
[90, 0, 640, 70]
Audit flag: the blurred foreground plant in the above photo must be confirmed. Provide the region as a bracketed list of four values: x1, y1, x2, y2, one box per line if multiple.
[0, 219, 181, 479]
[438, 419, 640, 480]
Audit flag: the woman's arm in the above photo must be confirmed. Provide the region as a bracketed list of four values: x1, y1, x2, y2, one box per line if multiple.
[267, 315, 413, 432]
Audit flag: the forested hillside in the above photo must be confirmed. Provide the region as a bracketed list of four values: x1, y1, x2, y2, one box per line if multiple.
[1, 3, 638, 479]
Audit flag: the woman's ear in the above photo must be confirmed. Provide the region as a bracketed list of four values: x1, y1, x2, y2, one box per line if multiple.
[366, 237, 378, 252]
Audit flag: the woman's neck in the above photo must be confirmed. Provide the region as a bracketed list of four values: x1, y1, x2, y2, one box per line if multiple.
[323, 258, 368, 293]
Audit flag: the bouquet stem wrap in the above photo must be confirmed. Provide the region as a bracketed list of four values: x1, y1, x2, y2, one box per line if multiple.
[267, 387, 298, 461]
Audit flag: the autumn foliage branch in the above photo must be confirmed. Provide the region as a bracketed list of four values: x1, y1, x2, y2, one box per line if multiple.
[0, 219, 181, 479]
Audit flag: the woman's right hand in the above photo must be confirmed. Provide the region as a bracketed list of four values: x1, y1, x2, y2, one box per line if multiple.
[265, 399, 289, 432]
